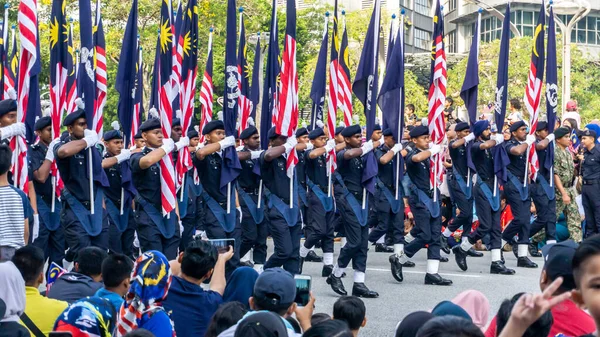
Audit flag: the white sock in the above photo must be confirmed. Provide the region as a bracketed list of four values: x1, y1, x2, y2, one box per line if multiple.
[427, 259, 440, 274]
[442, 227, 452, 238]
[323, 253, 334, 266]
[241, 250, 252, 262]
[353, 271, 366, 283]
[376, 235, 386, 244]
[341, 237, 347, 248]
[501, 239, 507, 248]
[300, 245, 310, 258]
[253, 264, 264, 274]
[394, 244, 404, 256]
[405, 233, 415, 243]
[398, 254, 409, 264]
[546, 240, 557, 244]
[518, 244, 528, 257]
[310, 247, 315, 252]
[333, 265, 345, 278]
[62, 259, 73, 271]
[461, 239, 473, 252]
[491, 249, 502, 262]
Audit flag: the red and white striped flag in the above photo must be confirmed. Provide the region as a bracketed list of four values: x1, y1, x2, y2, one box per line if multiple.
[337, 13, 353, 127]
[199, 28, 214, 144]
[327, 4, 339, 173]
[93, 0, 106, 137]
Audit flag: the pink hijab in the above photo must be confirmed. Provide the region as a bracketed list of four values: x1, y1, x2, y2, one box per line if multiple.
[451, 290, 489, 329]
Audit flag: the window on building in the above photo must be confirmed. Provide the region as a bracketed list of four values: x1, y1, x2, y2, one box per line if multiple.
[414, 28, 431, 50]
[448, 0, 457, 12]
[415, 0, 430, 16]
[478, 16, 503, 43]
[509, 10, 540, 37]
[558, 15, 600, 45]
[446, 31, 456, 53]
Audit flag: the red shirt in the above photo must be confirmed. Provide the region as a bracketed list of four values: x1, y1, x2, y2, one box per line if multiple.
[485, 299, 595, 337]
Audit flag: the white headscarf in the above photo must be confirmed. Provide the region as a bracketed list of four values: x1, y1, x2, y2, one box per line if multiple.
[0, 262, 26, 322]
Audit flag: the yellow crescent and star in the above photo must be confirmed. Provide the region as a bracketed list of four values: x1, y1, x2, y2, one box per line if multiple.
[532, 23, 543, 57]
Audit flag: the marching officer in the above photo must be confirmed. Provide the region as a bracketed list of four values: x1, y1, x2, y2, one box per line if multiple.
[54, 106, 110, 259]
[299, 122, 337, 276]
[132, 130, 145, 153]
[194, 119, 241, 273]
[579, 128, 600, 237]
[326, 124, 380, 298]
[501, 121, 538, 268]
[452, 120, 515, 275]
[237, 118, 267, 271]
[29, 115, 63, 266]
[399, 126, 452, 285]
[130, 118, 185, 259]
[101, 122, 136, 257]
[333, 122, 347, 246]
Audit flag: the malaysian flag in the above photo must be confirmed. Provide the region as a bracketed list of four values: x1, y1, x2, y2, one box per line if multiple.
[524, 1, 545, 182]
[65, 19, 77, 115]
[93, 0, 106, 137]
[3, 24, 16, 98]
[249, 32, 261, 120]
[149, 31, 160, 112]
[171, 0, 182, 115]
[310, 11, 328, 131]
[260, 0, 280, 151]
[0, 5, 7, 100]
[338, 11, 352, 127]
[327, 3, 339, 173]
[427, 0, 447, 196]
[545, 4, 558, 180]
[198, 27, 214, 144]
[237, 8, 252, 135]
[49, 0, 68, 142]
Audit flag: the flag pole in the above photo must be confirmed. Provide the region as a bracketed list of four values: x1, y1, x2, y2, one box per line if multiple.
[227, 182, 231, 213]
[89, 147, 95, 214]
[51, 176, 56, 212]
[433, 153, 438, 203]
[180, 172, 185, 201]
[523, 146, 529, 187]
[395, 12, 404, 201]
[290, 169, 294, 209]
[257, 180, 262, 208]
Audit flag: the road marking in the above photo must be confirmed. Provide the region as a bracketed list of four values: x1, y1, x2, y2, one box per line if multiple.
[366, 268, 482, 278]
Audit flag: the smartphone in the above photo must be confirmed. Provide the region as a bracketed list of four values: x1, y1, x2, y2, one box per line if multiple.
[294, 275, 312, 307]
[50, 333, 73, 337]
[208, 238, 235, 254]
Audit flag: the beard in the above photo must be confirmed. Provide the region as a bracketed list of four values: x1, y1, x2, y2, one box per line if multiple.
[481, 133, 491, 141]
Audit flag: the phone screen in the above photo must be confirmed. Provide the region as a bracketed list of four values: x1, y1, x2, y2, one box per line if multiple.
[294, 276, 311, 307]
[208, 238, 235, 254]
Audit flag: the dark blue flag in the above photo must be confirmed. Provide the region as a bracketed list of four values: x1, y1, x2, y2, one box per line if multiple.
[493, 4, 511, 183]
[352, 0, 381, 194]
[149, 31, 160, 113]
[545, 5, 558, 172]
[386, 14, 396, 68]
[460, 10, 480, 172]
[115, 0, 138, 148]
[249, 32, 261, 120]
[309, 12, 328, 131]
[221, 0, 241, 193]
[260, 0, 280, 151]
[78, 0, 96, 128]
[26, 32, 41, 145]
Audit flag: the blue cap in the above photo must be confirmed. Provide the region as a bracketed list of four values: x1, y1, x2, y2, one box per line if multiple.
[335, 126, 345, 136]
[373, 124, 381, 131]
[104, 129, 123, 142]
[253, 268, 296, 310]
[409, 125, 429, 138]
[542, 240, 578, 290]
[202, 120, 224, 135]
[240, 125, 258, 140]
[139, 118, 161, 132]
[295, 127, 308, 138]
[536, 121, 548, 131]
[509, 120, 527, 133]
[382, 128, 393, 137]
[308, 127, 325, 140]
[134, 130, 143, 139]
[267, 126, 280, 140]
[187, 129, 199, 139]
[432, 301, 472, 322]
[172, 117, 181, 128]
[0, 99, 17, 117]
[62, 108, 86, 127]
[34, 116, 51, 131]
[454, 122, 469, 132]
[341, 124, 361, 137]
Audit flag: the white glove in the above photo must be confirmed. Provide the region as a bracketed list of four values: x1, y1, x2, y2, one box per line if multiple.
[305, 142, 314, 151]
[115, 149, 131, 164]
[160, 138, 175, 154]
[429, 144, 442, 155]
[218, 136, 236, 150]
[83, 129, 99, 149]
[251, 150, 263, 160]
[283, 136, 298, 153]
[0, 122, 25, 140]
[360, 140, 374, 156]
[464, 133, 475, 143]
[391, 143, 403, 155]
[45, 139, 61, 162]
[196, 142, 205, 151]
[179, 221, 184, 236]
[493, 133, 505, 145]
[32, 214, 39, 242]
[237, 207, 242, 219]
[525, 134, 536, 146]
[324, 139, 336, 153]
[236, 145, 245, 151]
[546, 133, 555, 142]
[175, 137, 189, 151]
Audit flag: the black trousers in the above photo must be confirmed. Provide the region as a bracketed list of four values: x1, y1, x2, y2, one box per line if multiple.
[264, 206, 301, 274]
[239, 193, 268, 264]
[447, 178, 474, 234]
[303, 191, 335, 253]
[179, 195, 198, 252]
[203, 203, 241, 277]
[368, 188, 405, 245]
[502, 183, 531, 245]
[62, 204, 108, 258]
[135, 208, 180, 260]
[469, 183, 501, 249]
[32, 220, 65, 266]
[336, 196, 369, 272]
[529, 182, 557, 241]
[108, 211, 137, 258]
[582, 184, 600, 238]
[404, 193, 441, 260]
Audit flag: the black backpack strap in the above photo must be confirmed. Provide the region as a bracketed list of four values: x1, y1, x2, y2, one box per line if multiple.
[20, 312, 46, 337]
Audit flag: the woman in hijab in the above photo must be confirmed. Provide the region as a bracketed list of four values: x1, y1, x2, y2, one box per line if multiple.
[431, 301, 472, 322]
[395, 311, 435, 337]
[115, 251, 174, 337]
[451, 290, 490, 330]
[53, 297, 116, 337]
[223, 266, 259, 308]
[0, 262, 29, 337]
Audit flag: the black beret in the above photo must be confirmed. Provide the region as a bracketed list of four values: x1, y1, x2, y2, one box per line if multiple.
[202, 120, 224, 135]
[103, 130, 123, 142]
[581, 129, 597, 139]
[0, 99, 17, 117]
[134, 130, 143, 139]
[335, 126, 345, 136]
[373, 124, 381, 131]
[536, 121, 548, 131]
[62, 109, 86, 127]
[139, 118, 161, 132]
[295, 127, 308, 137]
[240, 126, 258, 140]
[455, 122, 469, 132]
[172, 118, 181, 127]
[554, 127, 570, 139]
[187, 129, 199, 139]
[382, 128, 393, 137]
[267, 126, 280, 140]
[409, 125, 429, 138]
[308, 127, 325, 140]
[34, 116, 51, 131]
[509, 121, 527, 133]
[341, 124, 361, 137]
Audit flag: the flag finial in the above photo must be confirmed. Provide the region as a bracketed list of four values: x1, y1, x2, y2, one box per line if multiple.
[401, 8, 406, 15]
[478, 8, 483, 13]
[239, 6, 243, 13]
[392, 13, 396, 19]
[342, 9, 346, 15]
[325, 11, 329, 17]
[209, 26, 214, 33]
[4, 4, 8, 9]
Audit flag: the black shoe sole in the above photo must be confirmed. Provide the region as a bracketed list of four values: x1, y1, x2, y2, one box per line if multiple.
[326, 277, 347, 296]
[424, 280, 453, 286]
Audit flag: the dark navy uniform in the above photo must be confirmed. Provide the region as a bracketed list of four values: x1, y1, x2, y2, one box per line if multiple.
[29, 143, 64, 265]
[260, 152, 301, 274]
[178, 169, 201, 252]
[368, 145, 404, 246]
[131, 147, 181, 259]
[501, 139, 531, 245]
[447, 140, 474, 234]
[238, 148, 268, 265]
[529, 139, 557, 241]
[296, 149, 308, 225]
[581, 143, 600, 237]
[404, 148, 442, 260]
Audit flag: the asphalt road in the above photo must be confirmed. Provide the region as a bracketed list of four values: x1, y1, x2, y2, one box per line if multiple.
[285, 240, 544, 337]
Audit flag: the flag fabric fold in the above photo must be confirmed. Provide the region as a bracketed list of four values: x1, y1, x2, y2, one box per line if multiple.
[237, 9, 252, 135]
[545, 5, 558, 174]
[338, 13, 352, 127]
[199, 28, 213, 144]
[93, 0, 106, 137]
[3, 25, 17, 98]
[309, 12, 328, 131]
[65, 20, 77, 115]
[249, 32, 261, 120]
[260, 0, 280, 151]
[460, 11, 480, 172]
[493, 4, 511, 183]
[78, 0, 96, 132]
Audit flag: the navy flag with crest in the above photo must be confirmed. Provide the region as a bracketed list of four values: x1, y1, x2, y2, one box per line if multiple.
[309, 12, 329, 130]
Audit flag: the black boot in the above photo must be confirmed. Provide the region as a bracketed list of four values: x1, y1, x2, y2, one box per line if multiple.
[326, 274, 347, 295]
[298, 257, 305, 274]
[452, 245, 469, 271]
[491, 261, 516, 275]
[305, 250, 323, 262]
[501, 250, 505, 264]
[440, 256, 449, 263]
[529, 242, 542, 257]
[467, 248, 484, 257]
[239, 260, 254, 268]
[375, 243, 394, 253]
[322, 265, 334, 277]
[440, 236, 451, 254]
[352, 283, 379, 298]
[517, 256, 538, 268]
[402, 260, 416, 268]
[389, 255, 403, 282]
[424, 273, 453, 286]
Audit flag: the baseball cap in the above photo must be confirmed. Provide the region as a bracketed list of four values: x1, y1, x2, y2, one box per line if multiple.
[566, 100, 577, 111]
[253, 268, 296, 311]
[542, 240, 578, 290]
